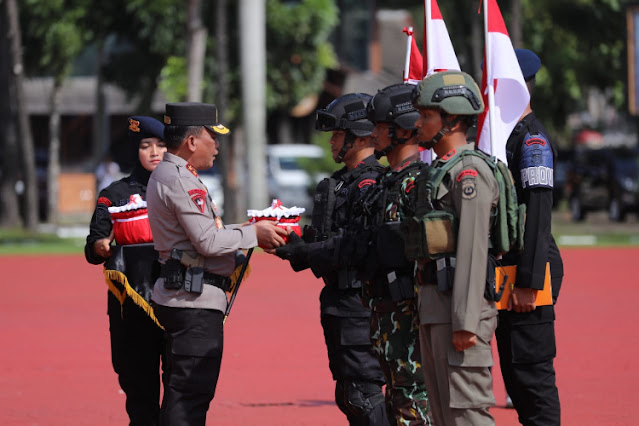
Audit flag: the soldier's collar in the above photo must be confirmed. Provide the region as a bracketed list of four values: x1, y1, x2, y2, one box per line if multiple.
[392, 153, 420, 171]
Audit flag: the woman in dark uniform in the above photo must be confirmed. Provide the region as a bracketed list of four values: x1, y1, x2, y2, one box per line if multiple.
[85, 116, 166, 426]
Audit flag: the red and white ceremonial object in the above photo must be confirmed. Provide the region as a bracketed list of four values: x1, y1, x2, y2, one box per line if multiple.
[247, 199, 305, 247]
[108, 194, 153, 245]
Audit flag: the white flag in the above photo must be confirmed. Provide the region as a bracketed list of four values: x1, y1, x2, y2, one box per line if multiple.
[423, 0, 460, 76]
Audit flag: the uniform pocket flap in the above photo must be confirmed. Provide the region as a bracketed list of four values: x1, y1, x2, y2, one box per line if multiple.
[448, 345, 493, 368]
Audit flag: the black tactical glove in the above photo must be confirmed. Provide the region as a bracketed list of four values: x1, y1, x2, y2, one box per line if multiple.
[275, 232, 310, 270]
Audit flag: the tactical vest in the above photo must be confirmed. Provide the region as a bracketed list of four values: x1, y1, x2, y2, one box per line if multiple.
[305, 163, 384, 243]
[360, 162, 422, 303]
[401, 149, 525, 262]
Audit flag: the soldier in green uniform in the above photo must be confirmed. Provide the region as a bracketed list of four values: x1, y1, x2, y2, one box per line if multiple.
[410, 71, 499, 425]
[356, 83, 432, 425]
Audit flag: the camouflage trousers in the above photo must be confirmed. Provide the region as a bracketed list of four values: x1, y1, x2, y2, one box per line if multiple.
[370, 299, 432, 426]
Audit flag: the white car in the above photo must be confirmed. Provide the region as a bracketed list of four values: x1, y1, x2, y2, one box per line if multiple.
[266, 144, 325, 212]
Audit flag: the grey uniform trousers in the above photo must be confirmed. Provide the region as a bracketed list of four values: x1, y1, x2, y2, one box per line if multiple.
[418, 316, 497, 426]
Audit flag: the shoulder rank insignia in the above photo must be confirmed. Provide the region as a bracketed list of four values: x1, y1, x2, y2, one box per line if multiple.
[185, 163, 199, 178]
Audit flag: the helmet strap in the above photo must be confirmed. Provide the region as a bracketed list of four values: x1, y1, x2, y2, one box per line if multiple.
[335, 132, 355, 163]
[419, 112, 460, 149]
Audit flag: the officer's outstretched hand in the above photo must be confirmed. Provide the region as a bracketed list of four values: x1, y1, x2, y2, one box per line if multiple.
[508, 287, 537, 313]
[452, 330, 477, 352]
[254, 220, 288, 250]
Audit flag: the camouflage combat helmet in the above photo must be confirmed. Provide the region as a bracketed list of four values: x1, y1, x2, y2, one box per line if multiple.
[412, 70, 484, 116]
[315, 93, 375, 138]
[367, 83, 420, 130]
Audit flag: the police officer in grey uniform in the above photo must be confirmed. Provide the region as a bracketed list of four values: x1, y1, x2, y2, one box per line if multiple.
[146, 102, 287, 426]
[275, 93, 389, 426]
[411, 71, 499, 426]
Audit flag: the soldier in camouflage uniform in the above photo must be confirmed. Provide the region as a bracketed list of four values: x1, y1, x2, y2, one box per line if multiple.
[354, 84, 432, 425]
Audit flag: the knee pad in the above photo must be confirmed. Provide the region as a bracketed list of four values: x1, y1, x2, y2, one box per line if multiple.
[338, 380, 384, 417]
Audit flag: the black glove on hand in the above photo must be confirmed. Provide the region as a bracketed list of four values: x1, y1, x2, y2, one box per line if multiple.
[275, 232, 309, 265]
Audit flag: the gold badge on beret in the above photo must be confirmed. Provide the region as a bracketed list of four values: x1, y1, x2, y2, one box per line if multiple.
[128, 119, 141, 132]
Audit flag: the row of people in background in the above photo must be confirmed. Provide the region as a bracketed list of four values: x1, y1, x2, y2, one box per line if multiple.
[84, 48, 562, 426]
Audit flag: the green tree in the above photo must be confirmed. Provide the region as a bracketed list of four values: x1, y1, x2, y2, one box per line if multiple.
[265, 0, 339, 112]
[20, 0, 89, 223]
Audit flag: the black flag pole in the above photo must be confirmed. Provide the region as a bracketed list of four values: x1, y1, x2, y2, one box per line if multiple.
[224, 247, 254, 324]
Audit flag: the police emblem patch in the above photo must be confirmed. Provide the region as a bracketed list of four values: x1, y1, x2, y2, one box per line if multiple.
[188, 189, 207, 213]
[461, 177, 477, 200]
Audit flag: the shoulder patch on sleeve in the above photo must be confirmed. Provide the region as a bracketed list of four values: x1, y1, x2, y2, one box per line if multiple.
[358, 178, 376, 189]
[188, 189, 207, 214]
[456, 169, 478, 182]
[97, 196, 112, 207]
[520, 132, 554, 189]
[461, 177, 477, 199]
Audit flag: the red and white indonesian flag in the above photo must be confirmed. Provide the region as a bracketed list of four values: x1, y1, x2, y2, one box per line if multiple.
[476, 0, 530, 164]
[403, 27, 423, 84]
[423, 0, 460, 76]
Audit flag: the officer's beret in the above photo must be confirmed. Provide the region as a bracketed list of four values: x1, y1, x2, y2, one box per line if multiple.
[514, 48, 541, 81]
[128, 116, 165, 145]
[164, 102, 230, 135]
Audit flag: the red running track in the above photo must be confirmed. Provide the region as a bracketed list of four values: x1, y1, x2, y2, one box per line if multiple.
[1, 247, 638, 425]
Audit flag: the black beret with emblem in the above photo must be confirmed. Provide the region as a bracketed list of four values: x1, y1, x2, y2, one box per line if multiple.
[128, 116, 165, 146]
[164, 102, 230, 135]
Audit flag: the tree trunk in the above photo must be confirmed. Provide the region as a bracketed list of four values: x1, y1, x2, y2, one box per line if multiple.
[6, 0, 38, 230]
[93, 40, 108, 169]
[47, 77, 63, 224]
[510, 0, 522, 49]
[187, 0, 206, 102]
[0, 0, 20, 227]
[215, 0, 239, 222]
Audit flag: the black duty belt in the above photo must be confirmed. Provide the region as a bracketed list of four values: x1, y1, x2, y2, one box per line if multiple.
[160, 261, 231, 291]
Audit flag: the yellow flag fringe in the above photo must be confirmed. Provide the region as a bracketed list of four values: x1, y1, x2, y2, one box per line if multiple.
[104, 269, 164, 330]
[228, 263, 251, 293]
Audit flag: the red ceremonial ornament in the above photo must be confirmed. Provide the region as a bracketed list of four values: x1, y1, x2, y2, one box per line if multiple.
[247, 199, 306, 247]
[108, 194, 153, 245]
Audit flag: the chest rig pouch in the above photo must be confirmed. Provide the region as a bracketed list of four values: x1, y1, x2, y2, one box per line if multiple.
[401, 149, 524, 263]
[400, 163, 457, 262]
[304, 177, 337, 243]
[366, 164, 420, 302]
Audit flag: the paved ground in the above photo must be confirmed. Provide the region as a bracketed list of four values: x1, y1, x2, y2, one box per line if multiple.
[1, 247, 638, 425]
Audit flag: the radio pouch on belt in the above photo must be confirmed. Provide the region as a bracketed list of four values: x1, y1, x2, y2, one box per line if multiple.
[435, 256, 455, 292]
[386, 271, 416, 302]
[184, 266, 204, 294]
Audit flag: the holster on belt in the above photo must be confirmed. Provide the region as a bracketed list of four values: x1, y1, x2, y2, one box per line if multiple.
[160, 249, 230, 294]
